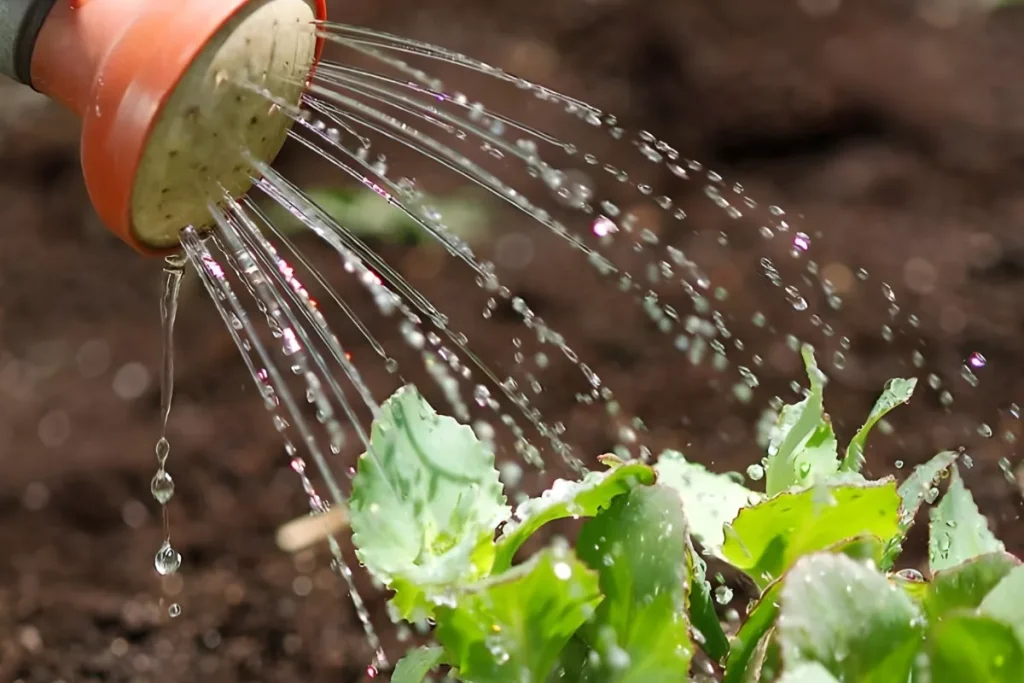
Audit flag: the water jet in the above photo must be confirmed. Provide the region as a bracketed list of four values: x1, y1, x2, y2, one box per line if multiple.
[2, 4, 1021, 679]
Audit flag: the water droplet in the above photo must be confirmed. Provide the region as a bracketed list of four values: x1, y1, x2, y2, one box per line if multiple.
[792, 232, 810, 252]
[714, 585, 733, 605]
[545, 168, 594, 209]
[150, 470, 175, 504]
[895, 568, 924, 582]
[746, 464, 765, 481]
[155, 437, 170, 464]
[168, 603, 182, 618]
[154, 541, 181, 576]
[592, 215, 618, 237]
[999, 457, 1015, 484]
[968, 351, 987, 369]
[785, 286, 808, 311]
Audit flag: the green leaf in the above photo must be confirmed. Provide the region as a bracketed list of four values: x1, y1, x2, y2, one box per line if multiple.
[777, 662, 841, 683]
[897, 451, 959, 530]
[493, 457, 655, 572]
[926, 553, 1021, 620]
[547, 636, 596, 683]
[576, 485, 694, 682]
[928, 466, 1005, 574]
[778, 553, 924, 681]
[841, 378, 917, 472]
[392, 646, 446, 682]
[980, 565, 1024, 641]
[764, 346, 839, 496]
[655, 449, 762, 556]
[685, 539, 730, 663]
[721, 479, 900, 588]
[723, 582, 780, 683]
[881, 450, 959, 569]
[435, 546, 602, 683]
[927, 612, 1024, 683]
[349, 385, 510, 620]
[722, 535, 885, 683]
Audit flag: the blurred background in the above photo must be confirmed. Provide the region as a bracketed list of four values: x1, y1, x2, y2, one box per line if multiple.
[3, 0, 1024, 680]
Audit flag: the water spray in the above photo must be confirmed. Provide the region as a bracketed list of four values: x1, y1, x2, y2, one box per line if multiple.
[5, 3, 1020, 676]
[0, 0, 327, 252]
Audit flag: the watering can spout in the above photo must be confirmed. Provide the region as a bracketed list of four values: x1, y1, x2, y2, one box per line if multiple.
[0, 0, 327, 254]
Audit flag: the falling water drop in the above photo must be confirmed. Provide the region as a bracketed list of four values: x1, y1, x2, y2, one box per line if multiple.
[150, 469, 175, 504]
[544, 168, 594, 209]
[154, 541, 182, 576]
[150, 255, 186, 591]
[785, 286, 808, 311]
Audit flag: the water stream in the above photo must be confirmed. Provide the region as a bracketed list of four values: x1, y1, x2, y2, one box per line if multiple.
[151, 254, 187, 618]
[138, 18, 1019, 672]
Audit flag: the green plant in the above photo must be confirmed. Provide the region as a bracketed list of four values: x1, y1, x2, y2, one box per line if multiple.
[348, 347, 1021, 682]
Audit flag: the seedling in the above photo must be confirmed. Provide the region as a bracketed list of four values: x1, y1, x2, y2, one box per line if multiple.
[348, 346, 1021, 681]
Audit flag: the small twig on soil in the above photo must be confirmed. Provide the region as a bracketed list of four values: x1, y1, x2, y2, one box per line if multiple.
[275, 507, 349, 553]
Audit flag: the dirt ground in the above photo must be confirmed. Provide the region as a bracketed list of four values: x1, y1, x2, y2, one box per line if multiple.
[3, 0, 1024, 681]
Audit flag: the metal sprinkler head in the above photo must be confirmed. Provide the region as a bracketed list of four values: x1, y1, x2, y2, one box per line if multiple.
[0, 0, 327, 254]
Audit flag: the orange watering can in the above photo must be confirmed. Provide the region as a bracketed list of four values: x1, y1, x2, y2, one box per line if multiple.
[0, 0, 327, 254]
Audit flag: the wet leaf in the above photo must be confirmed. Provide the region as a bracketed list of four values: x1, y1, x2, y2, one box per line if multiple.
[765, 346, 839, 496]
[841, 378, 917, 472]
[979, 565, 1024, 640]
[778, 553, 924, 681]
[655, 449, 762, 557]
[928, 466, 1004, 574]
[576, 485, 694, 682]
[927, 613, 1024, 682]
[925, 553, 1021, 619]
[881, 450, 960, 569]
[685, 538, 730, 663]
[435, 546, 602, 683]
[723, 581, 780, 683]
[493, 457, 654, 572]
[349, 385, 510, 620]
[392, 646, 445, 682]
[722, 535, 884, 683]
[547, 636, 595, 683]
[721, 479, 899, 588]
[897, 451, 958, 529]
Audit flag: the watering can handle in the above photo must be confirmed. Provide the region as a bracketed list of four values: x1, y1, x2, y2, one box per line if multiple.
[0, 0, 57, 85]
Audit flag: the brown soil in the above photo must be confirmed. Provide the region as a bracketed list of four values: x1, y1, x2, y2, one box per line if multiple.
[3, 1, 1024, 681]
